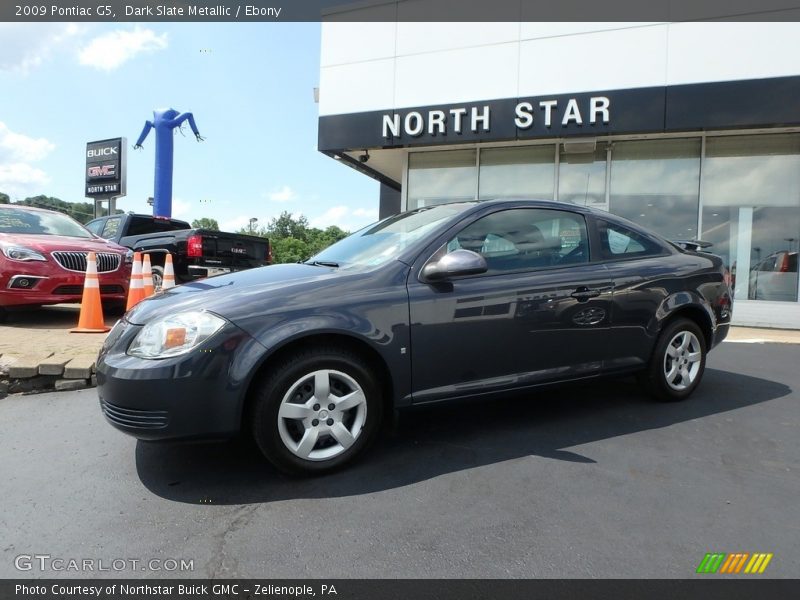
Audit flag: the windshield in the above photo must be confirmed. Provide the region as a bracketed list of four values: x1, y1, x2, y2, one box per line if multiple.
[0, 207, 93, 238]
[307, 203, 471, 267]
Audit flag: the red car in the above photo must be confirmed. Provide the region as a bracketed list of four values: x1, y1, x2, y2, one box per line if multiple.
[0, 204, 132, 317]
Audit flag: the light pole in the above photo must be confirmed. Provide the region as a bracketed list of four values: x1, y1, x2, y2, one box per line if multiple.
[249, 217, 258, 234]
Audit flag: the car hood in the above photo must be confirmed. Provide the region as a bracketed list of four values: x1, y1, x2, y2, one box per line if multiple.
[125, 262, 347, 325]
[0, 233, 127, 254]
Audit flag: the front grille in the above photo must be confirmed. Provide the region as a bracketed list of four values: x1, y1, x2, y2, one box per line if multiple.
[51, 251, 121, 273]
[101, 401, 169, 429]
[53, 284, 125, 295]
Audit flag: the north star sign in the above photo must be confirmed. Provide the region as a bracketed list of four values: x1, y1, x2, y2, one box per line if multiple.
[382, 96, 611, 138]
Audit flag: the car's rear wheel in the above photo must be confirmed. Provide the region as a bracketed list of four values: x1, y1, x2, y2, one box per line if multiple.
[639, 317, 707, 402]
[250, 347, 383, 475]
[150, 265, 164, 293]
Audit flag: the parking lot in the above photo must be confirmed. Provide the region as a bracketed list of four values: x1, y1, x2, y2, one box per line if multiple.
[1, 341, 798, 579]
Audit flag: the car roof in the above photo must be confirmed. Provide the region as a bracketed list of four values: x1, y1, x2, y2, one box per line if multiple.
[476, 198, 600, 214]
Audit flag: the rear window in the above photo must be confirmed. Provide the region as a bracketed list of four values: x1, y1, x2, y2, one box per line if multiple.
[597, 219, 664, 260]
[127, 216, 189, 236]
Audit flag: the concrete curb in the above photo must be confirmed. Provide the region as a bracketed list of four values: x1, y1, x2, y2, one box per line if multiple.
[0, 353, 97, 398]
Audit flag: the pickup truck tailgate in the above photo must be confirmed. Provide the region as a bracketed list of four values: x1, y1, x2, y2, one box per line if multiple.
[198, 232, 268, 268]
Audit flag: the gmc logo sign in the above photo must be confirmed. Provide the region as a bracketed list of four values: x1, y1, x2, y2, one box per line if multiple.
[87, 164, 116, 178]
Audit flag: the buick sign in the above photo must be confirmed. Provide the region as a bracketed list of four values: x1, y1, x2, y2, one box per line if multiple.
[86, 137, 126, 198]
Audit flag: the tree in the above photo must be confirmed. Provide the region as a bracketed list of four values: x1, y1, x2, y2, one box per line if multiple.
[266, 211, 310, 241]
[0, 192, 9, 204]
[236, 211, 350, 264]
[191, 217, 219, 230]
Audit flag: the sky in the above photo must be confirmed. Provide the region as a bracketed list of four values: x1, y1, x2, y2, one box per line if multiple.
[0, 22, 379, 232]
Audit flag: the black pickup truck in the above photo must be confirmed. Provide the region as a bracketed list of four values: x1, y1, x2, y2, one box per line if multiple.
[85, 214, 271, 286]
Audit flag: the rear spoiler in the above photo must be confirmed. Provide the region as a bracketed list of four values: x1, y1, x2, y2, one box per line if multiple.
[672, 239, 713, 252]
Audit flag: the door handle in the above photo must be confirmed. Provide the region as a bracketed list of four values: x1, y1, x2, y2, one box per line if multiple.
[570, 287, 601, 300]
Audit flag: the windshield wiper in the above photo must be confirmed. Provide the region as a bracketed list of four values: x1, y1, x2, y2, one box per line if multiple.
[304, 260, 340, 268]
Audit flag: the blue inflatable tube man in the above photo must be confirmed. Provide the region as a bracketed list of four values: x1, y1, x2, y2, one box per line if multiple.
[134, 108, 204, 218]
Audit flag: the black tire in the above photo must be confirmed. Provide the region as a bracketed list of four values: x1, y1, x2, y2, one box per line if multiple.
[150, 265, 164, 293]
[250, 347, 384, 475]
[639, 318, 707, 402]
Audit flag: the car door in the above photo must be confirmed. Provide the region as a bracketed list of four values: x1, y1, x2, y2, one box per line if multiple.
[406, 206, 614, 404]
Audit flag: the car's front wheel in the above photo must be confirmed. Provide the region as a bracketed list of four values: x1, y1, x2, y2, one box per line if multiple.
[250, 347, 383, 475]
[639, 317, 707, 402]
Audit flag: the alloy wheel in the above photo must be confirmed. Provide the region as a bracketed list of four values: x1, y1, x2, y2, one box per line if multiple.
[277, 369, 368, 461]
[663, 330, 702, 391]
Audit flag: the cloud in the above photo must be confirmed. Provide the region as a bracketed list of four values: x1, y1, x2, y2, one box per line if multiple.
[310, 206, 349, 229]
[353, 207, 378, 219]
[267, 185, 296, 202]
[0, 122, 56, 162]
[78, 27, 168, 71]
[0, 24, 82, 72]
[171, 198, 192, 218]
[221, 215, 260, 233]
[0, 163, 50, 198]
[0, 122, 55, 198]
[310, 205, 377, 231]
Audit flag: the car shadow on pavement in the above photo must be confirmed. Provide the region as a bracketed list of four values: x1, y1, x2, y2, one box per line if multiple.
[135, 368, 790, 505]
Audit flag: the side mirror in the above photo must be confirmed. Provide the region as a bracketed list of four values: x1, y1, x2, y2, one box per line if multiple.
[421, 249, 488, 281]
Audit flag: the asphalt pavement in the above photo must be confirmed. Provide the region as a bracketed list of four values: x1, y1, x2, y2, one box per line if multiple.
[1, 342, 798, 579]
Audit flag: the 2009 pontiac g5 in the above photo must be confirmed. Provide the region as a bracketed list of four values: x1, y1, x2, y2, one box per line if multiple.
[97, 200, 732, 475]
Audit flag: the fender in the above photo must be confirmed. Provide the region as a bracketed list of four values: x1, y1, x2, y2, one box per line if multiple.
[232, 313, 413, 421]
[652, 290, 716, 339]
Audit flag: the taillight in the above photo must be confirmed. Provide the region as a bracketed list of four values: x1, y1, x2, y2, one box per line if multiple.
[777, 253, 790, 272]
[187, 234, 203, 258]
[266, 245, 273, 265]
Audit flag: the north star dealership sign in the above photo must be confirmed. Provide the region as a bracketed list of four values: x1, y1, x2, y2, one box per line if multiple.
[317, 87, 668, 152]
[382, 96, 611, 138]
[318, 77, 800, 155]
[85, 137, 126, 198]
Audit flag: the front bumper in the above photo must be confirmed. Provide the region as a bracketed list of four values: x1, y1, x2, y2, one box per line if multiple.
[0, 268, 131, 307]
[96, 317, 267, 441]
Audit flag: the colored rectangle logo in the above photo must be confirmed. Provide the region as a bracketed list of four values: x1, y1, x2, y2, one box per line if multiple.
[697, 552, 773, 574]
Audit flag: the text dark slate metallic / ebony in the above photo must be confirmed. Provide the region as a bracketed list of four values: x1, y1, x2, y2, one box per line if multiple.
[96, 200, 732, 475]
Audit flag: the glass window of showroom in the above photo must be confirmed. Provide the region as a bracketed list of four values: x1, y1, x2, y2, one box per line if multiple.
[405, 133, 800, 303]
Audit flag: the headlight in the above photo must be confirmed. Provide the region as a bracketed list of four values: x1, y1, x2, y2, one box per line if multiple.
[127, 311, 227, 359]
[1, 246, 46, 261]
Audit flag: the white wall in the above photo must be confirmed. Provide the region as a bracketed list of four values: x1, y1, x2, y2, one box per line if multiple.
[319, 21, 800, 116]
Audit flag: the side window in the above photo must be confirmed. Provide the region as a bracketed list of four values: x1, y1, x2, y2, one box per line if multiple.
[84, 220, 104, 236]
[101, 217, 121, 239]
[127, 216, 154, 236]
[445, 208, 590, 274]
[597, 220, 663, 259]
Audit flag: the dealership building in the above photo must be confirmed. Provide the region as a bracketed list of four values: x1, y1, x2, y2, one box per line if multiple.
[317, 14, 800, 328]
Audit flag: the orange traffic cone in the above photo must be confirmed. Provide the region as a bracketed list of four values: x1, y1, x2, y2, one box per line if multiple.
[161, 253, 176, 290]
[125, 252, 144, 310]
[142, 254, 155, 298]
[71, 252, 111, 333]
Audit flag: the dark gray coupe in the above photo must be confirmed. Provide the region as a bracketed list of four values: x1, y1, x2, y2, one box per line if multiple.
[97, 200, 732, 474]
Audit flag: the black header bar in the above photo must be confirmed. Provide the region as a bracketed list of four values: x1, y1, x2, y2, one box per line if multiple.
[3, 0, 800, 22]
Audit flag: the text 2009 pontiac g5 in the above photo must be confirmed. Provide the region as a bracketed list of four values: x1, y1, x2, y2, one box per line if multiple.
[97, 200, 732, 475]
